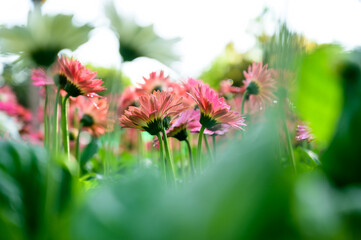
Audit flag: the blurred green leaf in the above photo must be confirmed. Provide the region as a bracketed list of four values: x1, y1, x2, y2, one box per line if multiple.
[0, 141, 76, 240]
[322, 56, 361, 187]
[80, 137, 100, 173]
[72, 112, 298, 240]
[295, 45, 343, 144]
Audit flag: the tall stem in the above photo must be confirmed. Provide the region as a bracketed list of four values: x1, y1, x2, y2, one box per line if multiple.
[43, 86, 49, 149]
[197, 125, 206, 172]
[185, 139, 195, 176]
[161, 128, 176, 182]
[52, 87, 61, 154]
[204, 134, 213, 162]
[212, 135, 216, 159]
[156, 132, 166, 183]
[179, 141, 185, 178]
[61, 94, 70, 160]
[75, 123, 83, 163]
[283, 118, 297, 174]
[241, 89, 249, 115]
[137, 131, 144, 166]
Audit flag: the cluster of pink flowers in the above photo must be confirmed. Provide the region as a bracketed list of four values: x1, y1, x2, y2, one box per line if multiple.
[118, 71, 249, 143]
[0, 85, 38, 142]
[2, 58, 315, 155]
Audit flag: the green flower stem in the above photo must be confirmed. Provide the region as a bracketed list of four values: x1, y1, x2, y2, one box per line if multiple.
[185, 138, 195, 176]
[157, 132, 166, 183]
[161, 127, 176, 182]
[241, 89, 249, 115]
[197, 125, 206, 172]
[52, 87, 61, 154]
[179, 141, 185, 178]
[75, 123, 83, 164]
[137, 131, 144, 166]
[212, 135, 216, 159]
[283, 118, 297, 174]
[43, 86, 49, 149]
[204, 134, 213, 162]
[61, 94, 70, 160]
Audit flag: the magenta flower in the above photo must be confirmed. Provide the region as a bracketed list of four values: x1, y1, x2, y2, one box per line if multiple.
[119, 90, 188, 135]
[31, 68, 53, 86]
[188, 109, 230, 136]
[57, 56, 106, 97]
[189, 83, 245, 130]
[296, 124, 315, 142]
[243, 62, 277, 110]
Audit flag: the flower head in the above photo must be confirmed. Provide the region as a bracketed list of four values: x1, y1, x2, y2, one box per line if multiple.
[0, 9, 92, 67]
[106, 2, 179, 65]
[187, 109, 230, 136]
[189, 84, 245, 130]
[31, 68, 54, 86]
[57, 56, 106, 97]
[296, 124, 315, 142]
[119, 90, 188, 135]
[243, 62, 276, 110]
[118, 86, 138, 116]
[219, 79, 242, 96]
[136, 71, 172, 94]
[77, 97, 111, 137]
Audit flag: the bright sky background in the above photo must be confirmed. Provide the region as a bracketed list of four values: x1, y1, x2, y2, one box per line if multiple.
[1, 0, 361, 82]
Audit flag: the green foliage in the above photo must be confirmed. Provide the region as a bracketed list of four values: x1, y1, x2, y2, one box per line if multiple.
[80, 137, 100, 174]
[322, 53, 361, 187]
[199, 43, 253, 89]
[72, 114, 298, 240]
[0, 141, 76, 240]
[295, 45, 343, 145]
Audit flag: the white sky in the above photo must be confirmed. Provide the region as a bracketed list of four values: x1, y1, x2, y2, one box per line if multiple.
[1, 0, 361, 82]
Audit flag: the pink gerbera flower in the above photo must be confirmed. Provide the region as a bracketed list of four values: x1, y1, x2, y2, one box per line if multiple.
[296, 124, 315, 142]
[118, 86, 138, 116]
[57, 56, 106, 97]
[187, 109, 230, 136]
[219, 79, 242, 96]
[119, 90, 188, 135]
[189, 84, 245, 130]
[78, 97, 111, 137]
[243, 62, 277, 110]
[136, 71, 175, 94]
[31, 68, 53, 86]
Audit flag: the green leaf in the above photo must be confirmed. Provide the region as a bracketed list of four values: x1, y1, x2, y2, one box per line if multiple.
[295, 45, 344, 144]
[80, 137, 100, 171]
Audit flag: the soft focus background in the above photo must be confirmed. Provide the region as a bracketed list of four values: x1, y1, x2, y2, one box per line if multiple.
[1, 0, 361, 80]
[1, 1, 361, 240]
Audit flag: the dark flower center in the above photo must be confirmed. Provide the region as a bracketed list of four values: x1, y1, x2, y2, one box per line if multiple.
[81, 114, 94, 127]
[30, 47, 60, 67]
[54, 74, 68, 88]
[152, 85, 163, 92]
[162, 116, 171, 130]
[171, 127, 188, 141]
[119, 44, 142, 62]
[63, 80, 82, 97]
[143, 118, 163, 135]
[200, 112, 218, 129]
[246, 81, 260, 95]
